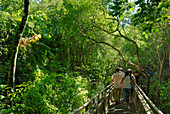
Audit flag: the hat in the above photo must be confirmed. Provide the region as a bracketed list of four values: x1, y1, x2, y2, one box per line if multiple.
[119, 67, 123, 71]
[125, 70, 130, 76]
[127, 69, 133, 73]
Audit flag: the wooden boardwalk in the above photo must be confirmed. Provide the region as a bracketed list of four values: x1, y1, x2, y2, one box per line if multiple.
[73, 83, 163, 114]
[107, 98, 137, 114]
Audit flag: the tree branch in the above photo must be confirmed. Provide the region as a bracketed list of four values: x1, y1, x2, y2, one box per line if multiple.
[94, 24, 118, 35]
[140, 49, 159, 66]
[78, 23, 142, 70]
[92, 18, 141, 70]
[117, 29, 141, 70]
[148, 35, 161, 64]
[78, 22, 149, 81]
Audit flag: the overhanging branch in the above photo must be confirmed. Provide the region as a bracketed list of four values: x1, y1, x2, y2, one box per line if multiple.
[117, 29, 140, 69]
[78, 23, 150, 77]
[93, 22, 141, 69]
[78, 24, 141, 69]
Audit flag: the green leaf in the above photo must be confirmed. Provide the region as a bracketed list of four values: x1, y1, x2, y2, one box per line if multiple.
[119, 14, 124, 21]
[142, 32, 146, 35]
[129, 8, 134, 12]
[145, 33, 148, 38]
[48, 34, 52, 38]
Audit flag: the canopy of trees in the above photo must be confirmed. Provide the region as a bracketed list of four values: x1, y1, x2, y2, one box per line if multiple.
[0, 0, 169, 113]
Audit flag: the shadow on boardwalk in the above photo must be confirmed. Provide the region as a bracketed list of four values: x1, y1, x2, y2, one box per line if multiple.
[107, 98, 137, 114]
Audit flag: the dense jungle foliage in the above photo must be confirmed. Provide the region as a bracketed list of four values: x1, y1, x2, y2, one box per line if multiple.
[0, 0, 169, 113]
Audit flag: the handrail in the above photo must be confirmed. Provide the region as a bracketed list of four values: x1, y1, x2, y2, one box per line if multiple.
[72, 82, 114, 114]
[73, 82, 163, 114]
[135, 83, 163, 114]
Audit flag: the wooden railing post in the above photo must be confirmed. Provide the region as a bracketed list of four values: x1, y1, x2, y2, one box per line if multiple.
[85, 105, 88, 112]
[112, 87, 114, 101]
[106, 94, 108, 112]
[103, 98, 106, 113]
[108, 93, 110, 106]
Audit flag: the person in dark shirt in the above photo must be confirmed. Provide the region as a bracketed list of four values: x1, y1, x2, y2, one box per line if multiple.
[148, 70, 153, 77]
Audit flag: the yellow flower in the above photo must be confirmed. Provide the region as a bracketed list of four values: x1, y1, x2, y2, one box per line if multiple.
[37, 34, 41, 39]
[33, 40, 36, 43]
[29, 40, 33, 43]
[34, 36, 39, 41]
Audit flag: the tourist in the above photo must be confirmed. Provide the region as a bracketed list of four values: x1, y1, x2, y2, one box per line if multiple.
[111, 67, 123, 105]
[120, 70, 132, 110]
[127, 69, 136, 104]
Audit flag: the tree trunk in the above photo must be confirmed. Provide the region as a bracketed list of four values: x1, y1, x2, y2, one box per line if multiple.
[169, 42, 170, 67]
[157, 62, 163, 104]
[7, 0, 29, 88]
[146, 75, 150, 95]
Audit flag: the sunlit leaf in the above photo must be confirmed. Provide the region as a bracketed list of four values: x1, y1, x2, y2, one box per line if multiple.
[129, 8, 134, 12]
[119, 14, 124, 21]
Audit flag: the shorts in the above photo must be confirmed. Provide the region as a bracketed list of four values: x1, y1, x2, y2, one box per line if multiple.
[123, 88, 131, 103]
[114, 88, 121, 102]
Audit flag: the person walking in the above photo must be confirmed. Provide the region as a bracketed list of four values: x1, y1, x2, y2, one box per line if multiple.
[120, 70, 132, 110]
[127, 69, 136, 104]
[111, 67, 123, 105]
[148, 69, 153, 77]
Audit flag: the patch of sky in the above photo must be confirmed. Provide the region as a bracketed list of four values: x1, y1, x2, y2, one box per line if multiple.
[32, 0, 42, 3]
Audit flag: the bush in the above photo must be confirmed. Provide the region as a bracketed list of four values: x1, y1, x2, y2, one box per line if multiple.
[0, 72, 92, 113]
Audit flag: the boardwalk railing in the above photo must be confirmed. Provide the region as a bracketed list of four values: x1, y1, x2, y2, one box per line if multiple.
[73, 83, 114, 114]
[134, 83, 163, 114]
[73, 82, 163, 114]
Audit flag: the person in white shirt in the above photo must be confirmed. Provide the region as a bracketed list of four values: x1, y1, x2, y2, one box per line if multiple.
[111, 68, 123, 105]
